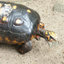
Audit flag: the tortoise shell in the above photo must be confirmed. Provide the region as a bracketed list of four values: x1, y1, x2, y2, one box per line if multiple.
[0, 1, 40, 45]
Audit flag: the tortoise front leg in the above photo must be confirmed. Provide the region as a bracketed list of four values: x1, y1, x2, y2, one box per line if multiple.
[17, 41, 32, 54]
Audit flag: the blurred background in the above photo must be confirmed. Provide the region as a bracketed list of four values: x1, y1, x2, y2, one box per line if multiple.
[0, 0, 64, 64]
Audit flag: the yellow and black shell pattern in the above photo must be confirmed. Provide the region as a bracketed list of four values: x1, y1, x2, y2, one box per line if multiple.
[0, 1, 40, 45]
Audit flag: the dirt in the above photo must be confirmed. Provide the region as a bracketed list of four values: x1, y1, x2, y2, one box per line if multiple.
[0, 0, 64, 64]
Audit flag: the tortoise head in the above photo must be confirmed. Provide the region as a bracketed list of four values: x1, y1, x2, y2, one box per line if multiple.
[36, 23, 58, 43]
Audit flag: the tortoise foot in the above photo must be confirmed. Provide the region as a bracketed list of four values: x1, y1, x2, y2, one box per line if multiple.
[17, 41, 32, 54]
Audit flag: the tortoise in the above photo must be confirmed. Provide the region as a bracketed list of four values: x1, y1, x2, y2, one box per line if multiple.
[0, 1, 57, 54]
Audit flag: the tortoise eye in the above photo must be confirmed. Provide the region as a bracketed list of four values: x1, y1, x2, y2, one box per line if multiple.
[14, 19, 24, 26]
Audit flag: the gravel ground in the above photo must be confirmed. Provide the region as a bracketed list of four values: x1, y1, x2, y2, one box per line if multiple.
[0, 0, 64, 64]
